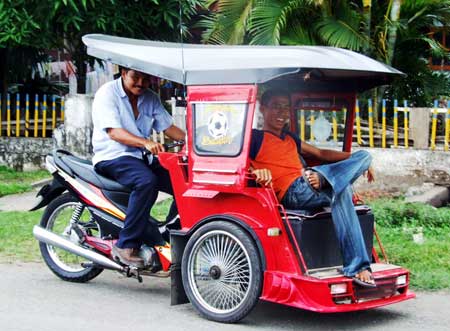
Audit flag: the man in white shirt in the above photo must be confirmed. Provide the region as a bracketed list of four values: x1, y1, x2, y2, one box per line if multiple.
[92, 67, 185, 268]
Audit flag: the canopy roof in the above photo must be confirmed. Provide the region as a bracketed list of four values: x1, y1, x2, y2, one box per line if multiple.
[82, 34, 403, 91]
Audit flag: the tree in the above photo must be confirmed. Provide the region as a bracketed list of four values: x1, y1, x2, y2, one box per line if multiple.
[199, 0, 450, 105]
[0, 0, 202, 94]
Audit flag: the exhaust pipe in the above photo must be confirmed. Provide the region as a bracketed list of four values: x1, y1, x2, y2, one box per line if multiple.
[33, 225, 124, 272]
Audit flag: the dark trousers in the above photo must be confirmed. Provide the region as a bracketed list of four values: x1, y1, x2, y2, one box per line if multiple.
[95, 156, 174, 249]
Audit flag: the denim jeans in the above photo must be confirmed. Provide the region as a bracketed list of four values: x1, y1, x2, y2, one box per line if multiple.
[281, 150, 373, 276]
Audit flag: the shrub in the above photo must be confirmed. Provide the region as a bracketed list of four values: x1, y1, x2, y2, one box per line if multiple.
[370, 199, 450, 230]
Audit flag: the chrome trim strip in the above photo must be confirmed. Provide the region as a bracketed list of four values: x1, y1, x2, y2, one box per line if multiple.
[192, 167, 238, 174]
[193, 179, 236, 185]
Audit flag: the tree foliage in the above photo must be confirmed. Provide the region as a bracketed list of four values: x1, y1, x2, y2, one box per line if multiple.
[199, 0, 450, 105]
[0, 0, 202, 94]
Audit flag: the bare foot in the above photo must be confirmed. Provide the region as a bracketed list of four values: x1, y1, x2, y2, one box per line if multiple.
[353, 269, 376, 287]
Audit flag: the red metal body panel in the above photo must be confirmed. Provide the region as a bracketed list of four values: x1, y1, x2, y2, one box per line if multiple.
[262, 270, 415, 312]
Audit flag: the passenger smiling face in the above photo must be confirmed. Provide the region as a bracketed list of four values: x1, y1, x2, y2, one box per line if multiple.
[261, 94, 291, 135]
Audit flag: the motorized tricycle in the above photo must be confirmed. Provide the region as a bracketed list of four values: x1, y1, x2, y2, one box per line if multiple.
[32, 34, 415, 323]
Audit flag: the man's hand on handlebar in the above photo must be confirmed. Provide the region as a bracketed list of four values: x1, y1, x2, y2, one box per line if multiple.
[144, 140, 165, 155]
[143, 140, 185, 155]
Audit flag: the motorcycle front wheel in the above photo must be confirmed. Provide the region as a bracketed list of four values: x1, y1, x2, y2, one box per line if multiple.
[39, 193, 103, 282]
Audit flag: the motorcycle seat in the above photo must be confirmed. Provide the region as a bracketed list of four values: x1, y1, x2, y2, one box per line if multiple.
[54, 151, 131, 193]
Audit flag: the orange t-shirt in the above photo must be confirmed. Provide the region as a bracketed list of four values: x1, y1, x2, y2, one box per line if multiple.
[250, 130, 303, 200]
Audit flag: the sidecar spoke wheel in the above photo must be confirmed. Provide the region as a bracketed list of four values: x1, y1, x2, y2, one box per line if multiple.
[182, 221, 262, 323]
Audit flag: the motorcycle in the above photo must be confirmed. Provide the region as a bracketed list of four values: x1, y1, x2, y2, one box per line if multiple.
[31, 144, 183, 283]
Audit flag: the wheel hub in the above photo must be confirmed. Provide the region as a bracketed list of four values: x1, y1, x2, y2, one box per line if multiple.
[209, 265, 221, 279]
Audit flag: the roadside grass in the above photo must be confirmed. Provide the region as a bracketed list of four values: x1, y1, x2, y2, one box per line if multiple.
[0, 210, 43, 263]
[376, 226, 450, 290]
[0, 165, 49, 197]
[150, 198, 173, 222]
[370, 198, 450, 290]
[0, 198, 449, 290]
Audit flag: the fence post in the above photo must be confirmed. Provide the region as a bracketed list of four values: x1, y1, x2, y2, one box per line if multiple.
[34, 94, 39, 137]
[42, 95, 47, 138]
[382, 99, 386, 148]
[404, 100, 409, 149]
[7, 93, 11, 137]
[61, 96, 65, 122]
[444, 100, 450, 152]
[52, 95, 56, 129]
[25, 94, 30, 137]
[355, 99, 362, 145]
[332, 110, 338, 142]
[393, 99, 398, 148]
[431, 100, 438, 151]
[300, 109, 305, 141]
[368, 99, 374, 147]
[16, 93, 20, 137]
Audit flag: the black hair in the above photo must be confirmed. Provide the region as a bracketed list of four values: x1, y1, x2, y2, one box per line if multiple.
[118, 65, 130, 73]
[260, 88, 291, 106]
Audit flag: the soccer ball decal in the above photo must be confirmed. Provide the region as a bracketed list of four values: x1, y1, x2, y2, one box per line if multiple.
[207, 111, 228, 138]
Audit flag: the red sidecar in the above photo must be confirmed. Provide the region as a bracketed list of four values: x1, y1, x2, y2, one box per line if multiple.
[82, 35, 415, 322]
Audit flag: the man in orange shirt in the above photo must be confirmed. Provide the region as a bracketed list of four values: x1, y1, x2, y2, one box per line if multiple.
[250, 89, 375, 287]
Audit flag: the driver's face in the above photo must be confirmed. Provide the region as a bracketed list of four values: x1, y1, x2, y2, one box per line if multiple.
[121, 69, 151, 96]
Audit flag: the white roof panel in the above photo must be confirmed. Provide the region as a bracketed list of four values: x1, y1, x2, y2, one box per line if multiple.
[82, 34, 403, 88]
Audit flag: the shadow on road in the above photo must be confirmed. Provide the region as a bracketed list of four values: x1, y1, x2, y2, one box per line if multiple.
[245, 301, 407, 329]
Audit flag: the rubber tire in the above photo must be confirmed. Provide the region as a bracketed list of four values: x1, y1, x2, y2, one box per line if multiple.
[39, 193, 104, 283]
[181, 221, 262, 323]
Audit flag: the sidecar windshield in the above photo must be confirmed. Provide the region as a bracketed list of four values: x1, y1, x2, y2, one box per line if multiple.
[193, 102, 248, 157]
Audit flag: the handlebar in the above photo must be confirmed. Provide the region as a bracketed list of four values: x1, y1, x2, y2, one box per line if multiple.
[163, 140, 185, 150]
[142, 140, 185, 156]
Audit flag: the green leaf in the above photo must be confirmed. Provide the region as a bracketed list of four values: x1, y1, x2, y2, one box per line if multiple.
[314, 17, 368, 51]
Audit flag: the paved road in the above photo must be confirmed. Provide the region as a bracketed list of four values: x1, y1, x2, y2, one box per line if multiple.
[1, 263, 449, 331]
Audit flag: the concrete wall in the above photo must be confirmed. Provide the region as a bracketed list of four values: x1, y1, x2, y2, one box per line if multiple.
[353, 147, 450, 193]
[0, 137, 54, 170]
[53, 94, 94, 159]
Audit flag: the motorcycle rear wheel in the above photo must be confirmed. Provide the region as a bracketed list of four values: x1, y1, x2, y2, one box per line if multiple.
[39, 193, 103, 282]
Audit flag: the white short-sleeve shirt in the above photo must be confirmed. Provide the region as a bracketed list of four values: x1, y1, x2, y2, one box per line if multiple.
[92, 77, 173, 165]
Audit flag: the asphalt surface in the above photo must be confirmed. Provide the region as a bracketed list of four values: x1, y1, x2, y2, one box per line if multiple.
[1, 263, 449, 331]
